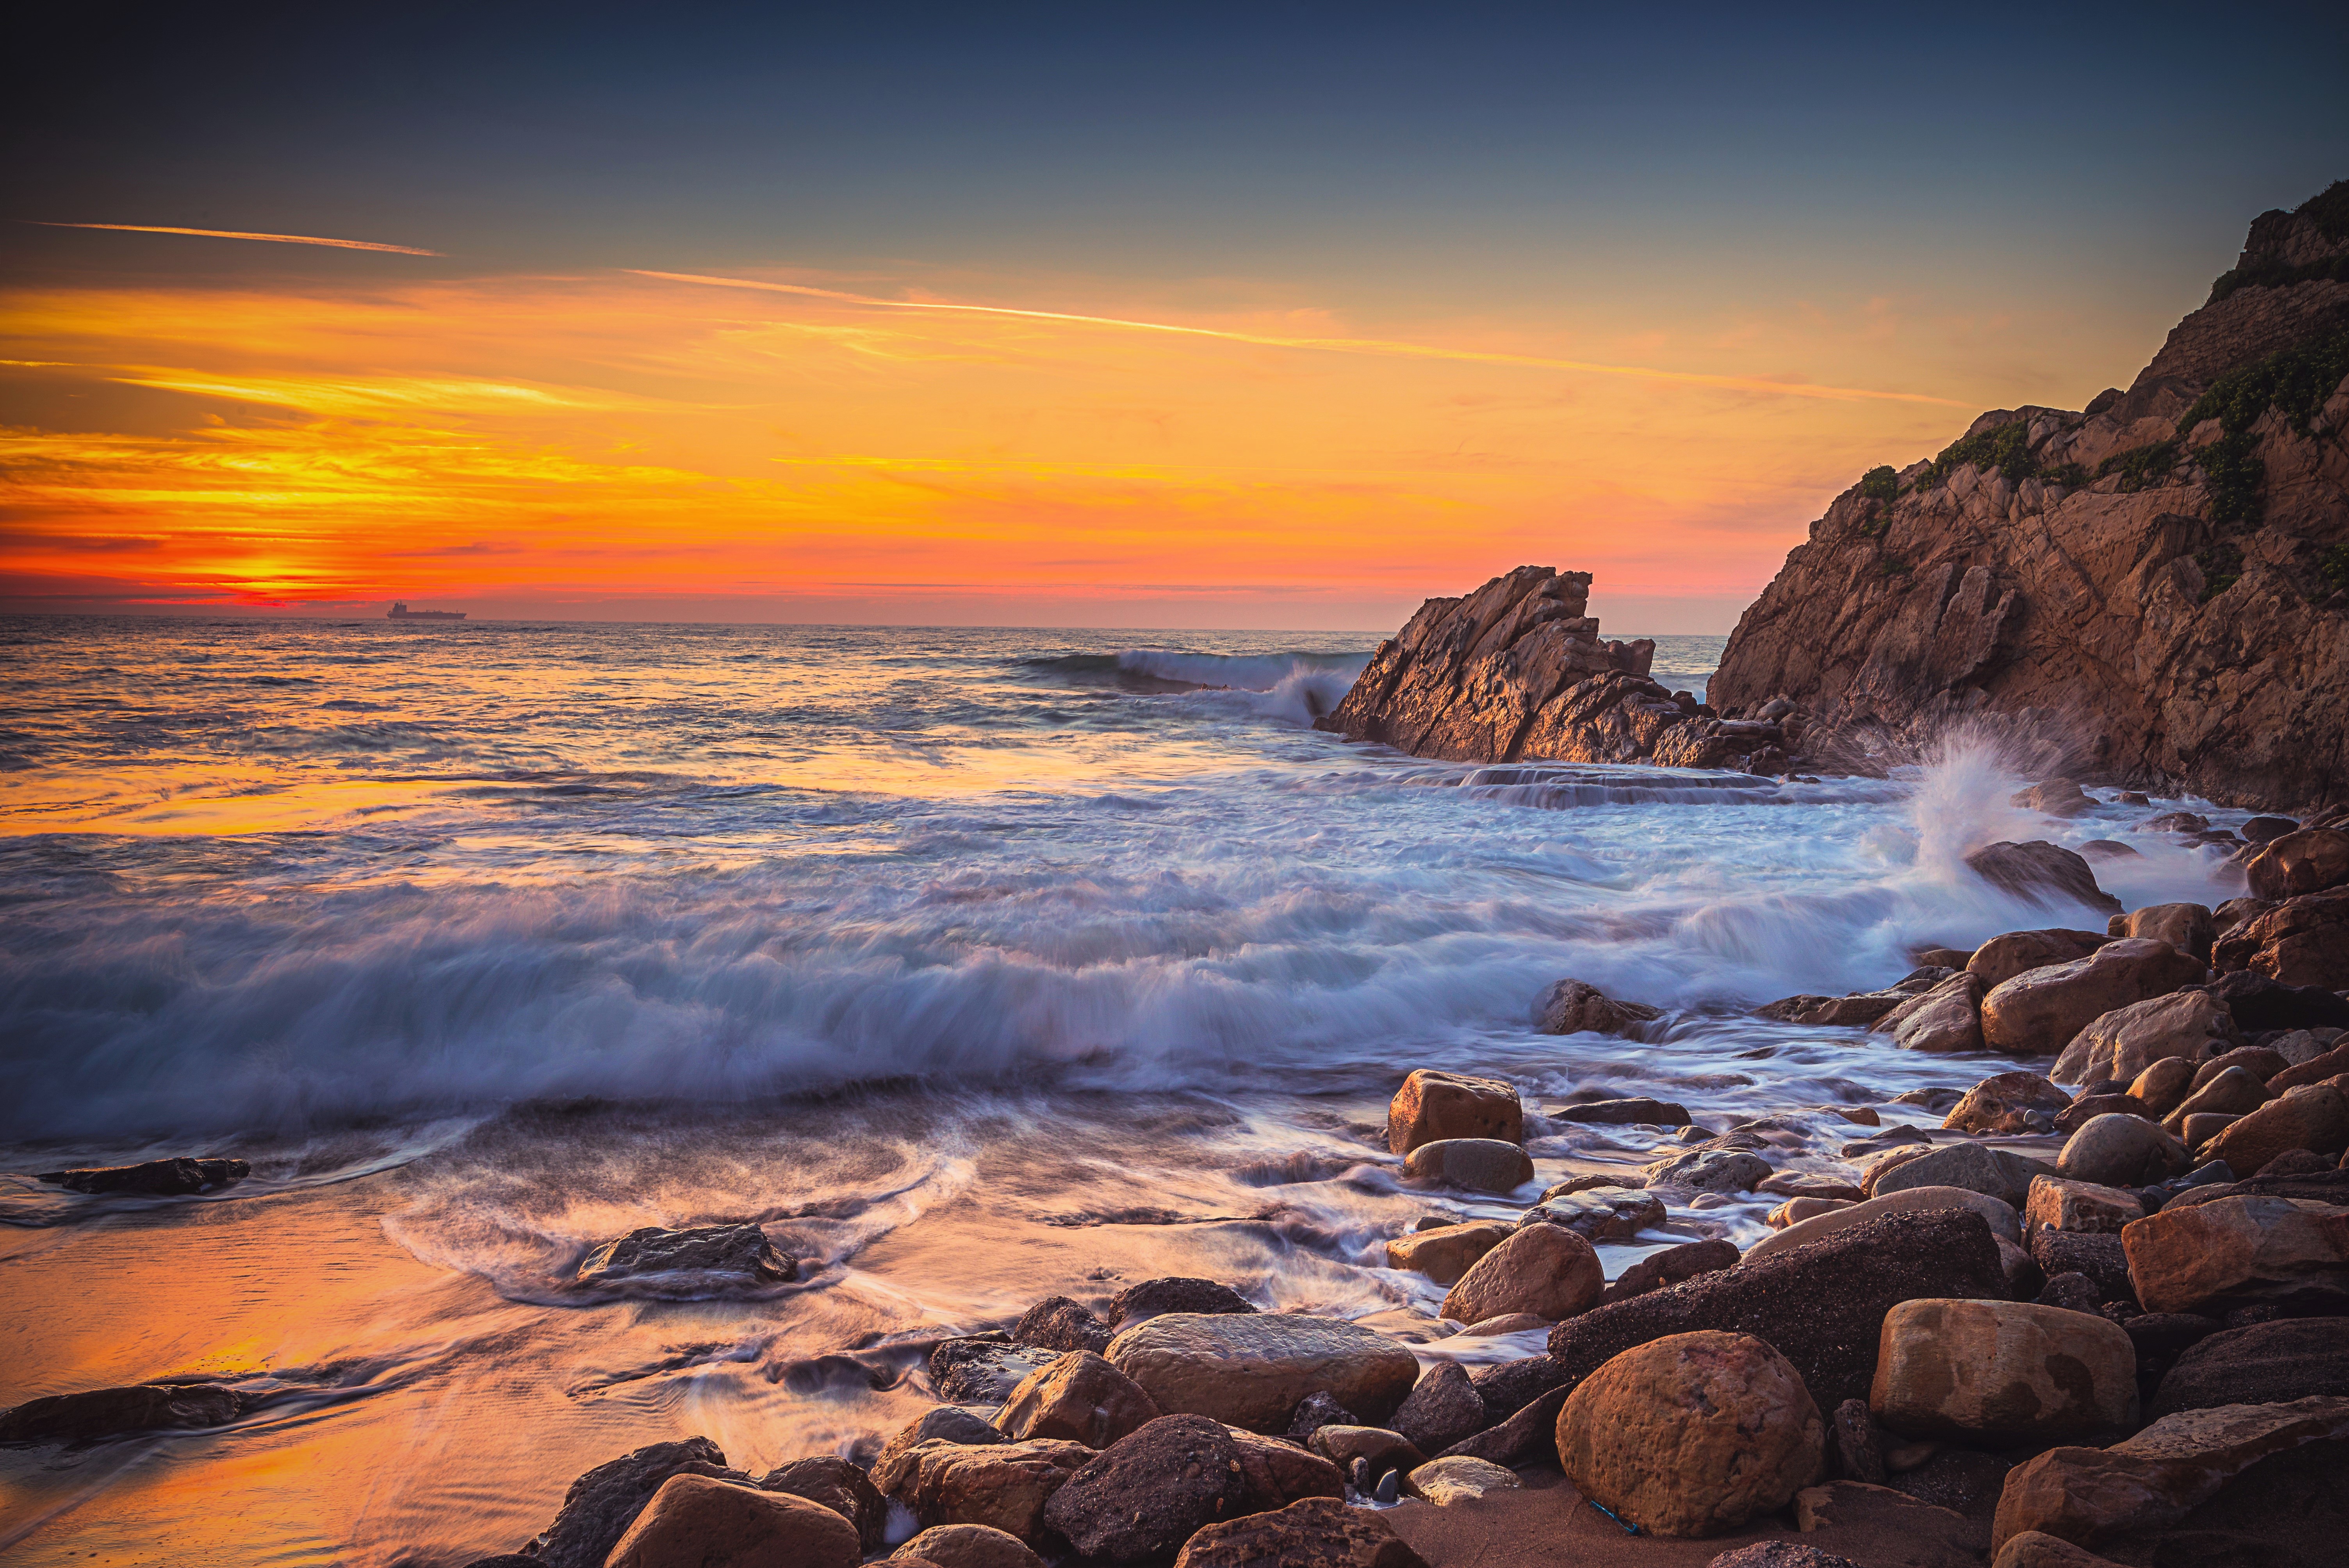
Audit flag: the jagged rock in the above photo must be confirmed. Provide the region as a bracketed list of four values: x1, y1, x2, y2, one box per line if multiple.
[2244, 829, 2349, 899]
[2212, 889, 2349, 987]
[36, 1156, 249, 1195]
[1982, 939, 2207, 1056]
[1387, 1362, 1487, 1455]
[996, 1350, 1162, 1448]
[1535, 978, 1663, 1036]
[0, 1382, 247, 1444]
[1709, 185, 2349, 813]
[2150, 1317, 2349, 1416]
[1643, 1147, 1772, 1192]
[1013, 1297, 1113, 1353]
[1105, 1313, 1418, 1432]
[879, 1408, 1005, 1476]
[1385, 1070, 1520, 1155]
[1518, 1187, 1665, 1242]
[1965, 843, 2123, 915]
[1041, 1415, 1248, 1563]
[2123, 1192, 2349, 1312]
[1549, 1096, 1690, 1126]
[606, 1475, 858, 1568]
[871, 1439, 1094, 1544]
[758, 1456, 888, 1551]
[931, 1340, 1062, 1404]
[576, 1223, 795, 1286]
[1875, 972, 1987, 1053]
[2023, 1175, 2144, 1235]
[1107, 1278, 1256, 1327]
[1284, 1390, 1356, 1440]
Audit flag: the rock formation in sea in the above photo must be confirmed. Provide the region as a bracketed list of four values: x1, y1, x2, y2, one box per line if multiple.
[1707, 180, 2349, 811]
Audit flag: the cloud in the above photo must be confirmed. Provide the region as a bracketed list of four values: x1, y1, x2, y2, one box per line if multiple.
[33, 223, 441, 256]
[628, 269, 1969, 407]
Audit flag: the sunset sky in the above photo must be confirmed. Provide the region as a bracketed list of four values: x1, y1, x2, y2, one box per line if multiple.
[5, 5, 2346, 630]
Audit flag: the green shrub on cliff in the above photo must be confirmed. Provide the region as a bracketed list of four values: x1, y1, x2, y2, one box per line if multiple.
[2208, 181, 2349, 301]
[1858, 465, 1898, 503]
[2177, 327, 2349, 524]
[2319, 544, 2349, 598]
[1920, 421, 2035, 487]
[2099, 440, 2180, 492]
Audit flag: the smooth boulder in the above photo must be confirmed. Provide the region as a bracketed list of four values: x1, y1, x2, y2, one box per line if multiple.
[1401, 1138, 1534, 1194]
[606, 1475, 857, 1568]
[2056, 1114, 2189, 1187]
[1982, 939, 2205, 1055]
[2051, 990, 2239, 1086]
[996, 1350, 1161, 1449]
[1871, 1142, 2046, 1209]
[1383, 1221, 1511, 1285]
[891, 1525, 1046, 1568]
[2122, 1194, 2349, 1313]
[2199, 1082, 2349, 1175]
[1387, 1070, 1520, 1156]
[1440, 1221, 1604, 1325]
[1171, 1496, 1426, 1568]
[1745, 1185, 2018, 1262]
[1944, 1071, 2068, 1134]
[870, 1440, 1094, 1543]
[1040, 1414, 1247, 1563]
[1870, 1300, 2136, 1442]
[1968, 929, 2109, 989]
[1106, 1313, 1419, 1432]
[2108, 902, 2215, 962]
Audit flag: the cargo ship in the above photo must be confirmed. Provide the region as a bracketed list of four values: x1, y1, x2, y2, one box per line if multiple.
[387, 601, 466, 621]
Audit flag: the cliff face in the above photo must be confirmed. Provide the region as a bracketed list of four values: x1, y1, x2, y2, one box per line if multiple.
[1708, 183, 2349, 811]
[1315, 565, 1791, 772]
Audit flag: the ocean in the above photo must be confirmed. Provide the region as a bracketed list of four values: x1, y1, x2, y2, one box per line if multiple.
[0, 615, 2256, 1564]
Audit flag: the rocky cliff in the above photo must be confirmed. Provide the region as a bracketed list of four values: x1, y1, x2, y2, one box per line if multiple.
[1708, 182, 2349, 811]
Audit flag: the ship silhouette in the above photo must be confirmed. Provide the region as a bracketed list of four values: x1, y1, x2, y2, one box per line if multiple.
[387, 601, 466, 621]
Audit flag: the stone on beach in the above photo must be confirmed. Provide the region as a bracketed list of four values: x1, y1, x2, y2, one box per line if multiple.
[2022, 1175, 2142, 1235]
[524, 1436, 735, 1568]
[1874, 971, 1987, 1054]
[1962, 842, 2122, 915]
[930, 1340, 1063, 1405]
[575, 1222, 795, 1286]
[1040, 1414, 1248, 1563]
[2198, 1082, 2349, 1176]
[995, 1349, 1162, 1449]
[1535, 977, 1663, 1037]
[1555, 1330, 1825, 1538]
[1013, 1296, 1113, 1353]
[2108, 902, 2216, 962]
[605, 1475, 859, 1568]
[1745, 1185, 2019, 1262]
[2050, 989, 2240, 1086]
[2160, 1065, 2271, 1131]
[1401, 1137, 1535, 1193]
[1548, 1096, 1690, 1126]
[1517, 1186, 1665, 1241]
[2149, 1316, 2349, 1415]
[1307, 1424, 1424, 1480]
[0, 1382, 248, 1445]
[1383, 1220, 1512, 1285]
[35, 1155, 249, 1195]
[757, 1455, 888, 1551]
[1642, 1146, 1772, 1192]
[1966, 929, 2109, 989]
[1944, 1071, 2068, 1134]
[1600, 1237, 1739, 1305]
[1172, 1496, 1427, 1568]
[2056, 1114, 2189, 1187]
[1387, 1070, 1522, 1156]
[1869, 1299, 2137, 1441]
[1981, 939, 2206, 1055]
[879, 1407, 1004, 1475]
[1401, 1454, 1519, 1505]
[891, 1525, 1046, 1568]
[1106, 1312, 1419, 1432]
[1224, 1424, 1346, 1511]
[1441, 1220, 1604, 1325]
[1870, 1142, 2048, 1209]
[2127, 1055, 2198, 1116]
[2122, 1193, 2349, 1313]
[2028, 1229, 2133, 1303]
[2244, 827, 2349, 900]
[1387, 1361, 1488, 1456]
[871, 1439, 1094, 1544]
[1107, 1277, 1256, 1327]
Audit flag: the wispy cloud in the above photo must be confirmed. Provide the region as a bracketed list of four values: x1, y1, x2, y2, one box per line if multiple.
[628, 269, 1969, 407]
[34, 223, 440, 256]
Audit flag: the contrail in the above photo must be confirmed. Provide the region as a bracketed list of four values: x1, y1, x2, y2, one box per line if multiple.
[33, 222, 441, 256]
[629, 269, 1966, 407]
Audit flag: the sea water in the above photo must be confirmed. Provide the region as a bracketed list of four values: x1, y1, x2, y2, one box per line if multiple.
[0, 616, 2254, 1564]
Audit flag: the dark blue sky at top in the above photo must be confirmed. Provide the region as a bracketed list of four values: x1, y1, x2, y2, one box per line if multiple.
[7, 2, 2347, 315]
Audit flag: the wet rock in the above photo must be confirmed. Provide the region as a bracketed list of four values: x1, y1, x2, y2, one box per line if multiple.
[2242, 816, 2300, 845]
[1876, 972, 1987, 1053]
[2057, 1114, 2190, 1187]
[1307, 1424, 1423, 1481]
[1171, 1495, 1426, 1568]
[1556, 1329, 1825, 1537]
[1968, 930, 2110, 989]
[1547, 1210, 2009, 1414]
[1386, 1069, 1521, 1155]
[606, 1475, 858, 1568]
[1964, 843, 2122, 916]
[872, 1439, 1095, 1544]
[1108, 1278, 1257, 1327]
[1107, 1313, 1419, 1432]
[2023, 1175, 2142, 1235]
[1518, 1187, 1665, 1242]
[891, 1524, 1047, 1568]
[36, 1156, 249, 1196]
[997, 1350, 1162, 1449]
[1041, 1414, 1247, 1563]
[2015, 780, 2094, 817]
[2200, 1082, 2349, 1175]
[1763, 991, 1910, 1027]
[1747, 1185, 2019, 1262]
[1769, 1196, 1855, 1228]
[1441, 1220, 1604, 1324]
[2028, 1231, 2133, 1303]
[1599, 1238, 1739, 1306]
[1871, 1143, 2048, 1209]
[0, 1381, 247, 1445]
[2108, 902, 2217, 963]
[1986, 939, 2208, 1057]
[576, 1223, 795, 1286]
[1830, 1397, 1884, 1484]
[1945, 1072, 2069, 1134]
[1991, 1396, 2349, 1553]
[1401, 1138, 1534, 1194]
[757, 1455, 888, 1551]
[2208, 968, 2349, 1032]
[1382, 1221, 1511, 1285]
[1013, 1297, 1113, 1354]
[931, 1340, 1063, 1405]
[1870, 1300, 2137, 1441]
[1460, 1312, 1547, 1335]
[526, 1437, 734, 1568]
[2244, 828, 2349, 900]
[1401, 1454, 1518, 1505]
[1225, 1425, 1345, 1511]
[1549, 1096, 1690, 1126]
[1536, 978, 1663, 1037]
[1757, 1172, 1866, 1201]
[2051, 989, 2241, 1086]
[2150, 1317, 2349, 1417]
[1643, 1147, 1772, 1193]
[2123, 1194, 2349, 1313]
[878, 1408, 1005, 1477]
[1387, 1362, 1486, 1455]
[2128, 1055, 2198, 1116]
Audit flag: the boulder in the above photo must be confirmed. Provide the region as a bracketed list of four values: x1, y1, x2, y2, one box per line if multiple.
[2207, 969, 2349, 1032]
[2160, 1066, 2271, 1132]
[605, 1475, 859, 1568]
[1769, 1197, 1855, 1228]
[0, 1382, 247, 1444]
[35, 1155, 249, 1195]
[1871, 1143, 2047, 1209]
[1383, 1221, 1512, 1285]
[1763, 991, 1911, 1027]
[1517, 1187, 1665, 1242]
[1758, 1172, 1866, 1201]
[1599, 1238, 1739, 1305]
[2190, 1044, 2292, 1087]
[1108, 1278, 1256, 1327]
[1643, 1147, 1773, 1193]
[1964, 843, 2122, 916]
[1968, 930, 2110, 989]
[2028, 1230, 2133, 1302]
[2051, 989, 2240, 1085]
[2023, 1176, 2142, 1236]
[2053, 1093, 2146, 1133]
[1746, 1185, 2019, 1262]
[2128, 1056, 2198, 1116]
[1040, 1415, 1247, 1563]
[1990, 1396, 2349, 1552]
[2274, 1041, 2349, 1089]
[1283, 1390, 1355, 1440]
[1387, 1070, 1521, 1155]
[931, 1341, 1062, 1405]
[1544, 1210, 2009, 1415]
[1013, 1297, 1112, 1354]
[2244, 828, 2349, 899]
[1171, 1496, 1427, 1568]
[2199, 1083, 2349, 1175]
[2150, 1317, 2349, 1416]
[1945, 1072, 2069, 1134]
[1555, 1330, 1825, 1537]
[757, 1456, 888, 1551]
[1400, 1455, 1519, 1505]
[1990, 1534, 2131, 1568]
[891, 1525, 1046, 1568]
[1401, 1138, 1534, 1194]
[2177, 1112, 2240, 1147]
[1549, 1097, 1690, 1126]
[871, 1440, 1095, 1544]
[2109, 903, 2216, 963]
[1387, 1362, 1487, 1456]
[877, 1411, 1004, 1484]
[1441, 1221, 1604, 1324]
[524, 1437, 734, 1568]
[1879, 972, 1988, 1053]
[1306, 1424, 1424, 1479]
[1224, 1425, 1345, 1512]
[1982, 939, 2206, 1056]
[2214, 889, 2349, 988]
[1536, 978, 1664, 1035]
[1870, 1300, 2135, 1442]
[2123, 1194, 2349, 1313]
[576, 1223, 795, 1286]
[2057, 1114, 2190, 1187]
[996, 1350, 1162, 1449]
[1106, 1313, 1419, 1432]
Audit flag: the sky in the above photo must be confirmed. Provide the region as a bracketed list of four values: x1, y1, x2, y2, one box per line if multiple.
[4, 4, 2346, 632]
